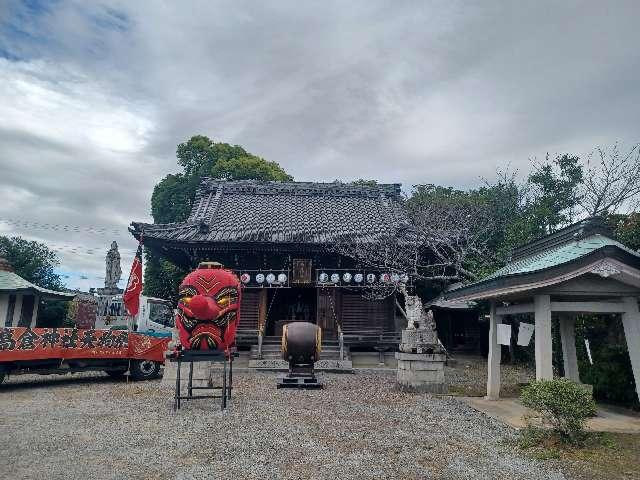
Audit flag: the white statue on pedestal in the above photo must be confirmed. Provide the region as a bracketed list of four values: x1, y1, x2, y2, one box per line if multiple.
[105, 241, 122, 290]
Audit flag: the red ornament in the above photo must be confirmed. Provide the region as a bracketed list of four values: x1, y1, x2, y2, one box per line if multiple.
[175, 262, 241, 352]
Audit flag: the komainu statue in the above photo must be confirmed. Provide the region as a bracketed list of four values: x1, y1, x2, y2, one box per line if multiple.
[399, 287, 442, 354]
[175, 262, 241, 352]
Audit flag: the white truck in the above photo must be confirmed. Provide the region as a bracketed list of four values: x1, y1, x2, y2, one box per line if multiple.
[96, 295, 175, 338]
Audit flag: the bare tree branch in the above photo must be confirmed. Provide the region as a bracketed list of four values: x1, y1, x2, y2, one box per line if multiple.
[580, 143, 640, 216]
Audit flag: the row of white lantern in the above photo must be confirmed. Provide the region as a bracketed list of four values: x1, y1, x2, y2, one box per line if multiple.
[240, 272, 288, 285]
[318, 272, 409, 284]
[239, 271, 409, 285]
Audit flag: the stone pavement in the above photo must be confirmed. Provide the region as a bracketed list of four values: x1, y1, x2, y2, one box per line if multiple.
[459, 396, 640, 434]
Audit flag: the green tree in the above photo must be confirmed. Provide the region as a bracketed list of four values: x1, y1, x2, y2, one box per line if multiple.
[176, 135, 250, 177]
[145, 135, 293, 299]
[528, 153, 584, 234]
[0, 236, 63, 290]
[0, 236, 68, 327]
[151, 174, 201, 224]
[212, 155, 292, 181]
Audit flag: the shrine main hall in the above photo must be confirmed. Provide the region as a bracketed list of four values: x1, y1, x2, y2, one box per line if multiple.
[131, 179, 410, 352]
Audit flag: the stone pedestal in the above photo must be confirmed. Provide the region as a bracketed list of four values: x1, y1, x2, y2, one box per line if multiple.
[395, 352, 447, 393]
[160, 361, 214, 389]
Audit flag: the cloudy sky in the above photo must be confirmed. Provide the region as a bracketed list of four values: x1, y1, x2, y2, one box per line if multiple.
[0, 0, 639, 291]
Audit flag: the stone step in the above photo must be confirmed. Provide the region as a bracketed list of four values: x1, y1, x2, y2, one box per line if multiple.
[250, 351, 347, 360]
[248, 359, 353, 372]
[251, 345, 345, 353]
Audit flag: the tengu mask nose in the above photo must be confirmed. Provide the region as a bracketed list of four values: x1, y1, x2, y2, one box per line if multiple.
[188, 295, 220, 320]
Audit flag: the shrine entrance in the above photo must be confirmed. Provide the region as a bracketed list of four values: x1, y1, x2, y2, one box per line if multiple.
[263, 287, 317, 338]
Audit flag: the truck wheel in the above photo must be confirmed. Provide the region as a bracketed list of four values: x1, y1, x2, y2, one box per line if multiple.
[130, 360, 161, 380]
[0, 371, 5, 385]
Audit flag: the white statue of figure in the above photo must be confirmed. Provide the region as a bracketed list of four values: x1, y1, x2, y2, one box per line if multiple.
[105, 241, 122, 290]
[399, 286, 440, 352]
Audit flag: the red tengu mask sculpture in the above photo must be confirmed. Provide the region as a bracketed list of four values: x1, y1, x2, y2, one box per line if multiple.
[175, 262, 241, 351]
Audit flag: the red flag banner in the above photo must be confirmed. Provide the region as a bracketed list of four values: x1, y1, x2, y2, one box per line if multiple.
[123, 243, 143, 316]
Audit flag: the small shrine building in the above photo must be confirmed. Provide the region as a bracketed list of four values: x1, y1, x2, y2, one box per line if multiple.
[445, 217, 640, 401]
[0, 258, 75, 328]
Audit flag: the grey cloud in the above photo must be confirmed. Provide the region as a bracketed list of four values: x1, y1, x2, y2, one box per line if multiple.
[0, 0, 639, 289]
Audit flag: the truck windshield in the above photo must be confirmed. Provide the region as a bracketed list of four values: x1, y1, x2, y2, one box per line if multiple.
[148, 301, 174, 327]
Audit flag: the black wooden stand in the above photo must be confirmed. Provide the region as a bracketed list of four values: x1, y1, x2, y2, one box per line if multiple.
[169, 350, 236, 411]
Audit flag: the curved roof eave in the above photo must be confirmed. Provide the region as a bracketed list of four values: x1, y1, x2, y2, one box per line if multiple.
[444, 245, 640, 302]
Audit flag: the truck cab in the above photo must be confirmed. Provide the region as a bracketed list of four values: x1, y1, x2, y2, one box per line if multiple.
[95, 295, 174, 337]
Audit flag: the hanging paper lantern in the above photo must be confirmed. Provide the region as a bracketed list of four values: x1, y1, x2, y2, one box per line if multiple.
[330, 273, 340, 283]
[319, 272, 329, 283]
[240, 273, 251, 284]
[342, 272, 352, 282]
[400, 273, 409, 283]
[277, 273, 287, 283]
[256, 273, 265, 284]
[366, 273, 376, 283]
[354, 273, 364, 283]
[381, 273, 391, 283]
[266, 273, 276, 284]
[390, 273, 400, 283]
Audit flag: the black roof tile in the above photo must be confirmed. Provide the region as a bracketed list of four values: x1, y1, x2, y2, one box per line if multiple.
[131, 179, 409, 246]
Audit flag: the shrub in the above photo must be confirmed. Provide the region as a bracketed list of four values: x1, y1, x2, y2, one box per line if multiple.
[520, 378, 597, 444]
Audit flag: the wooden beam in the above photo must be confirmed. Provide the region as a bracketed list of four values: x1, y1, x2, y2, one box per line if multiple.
[495, 303, 534, 315]
[550, 301, 627, 313]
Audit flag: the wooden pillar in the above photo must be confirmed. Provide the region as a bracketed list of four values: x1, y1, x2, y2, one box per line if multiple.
[31, 295, 40, 328]
[0, 294, 8, 327]
[621, 297, 640, 402]
[559, 314, 580, 382]
[12, 294, 23, 327]
[534, 294, 553, 380]
[486, 301, 502, 400]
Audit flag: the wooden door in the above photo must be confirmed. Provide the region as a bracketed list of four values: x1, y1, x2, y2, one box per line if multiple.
[316, 289, 339, 339]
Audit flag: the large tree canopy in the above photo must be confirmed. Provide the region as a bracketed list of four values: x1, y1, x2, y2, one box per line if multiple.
[145, 135, 293, 299]
[152, 135, 293, 225]
[0, 236, 67, 327]
[0, 236, 63, 290]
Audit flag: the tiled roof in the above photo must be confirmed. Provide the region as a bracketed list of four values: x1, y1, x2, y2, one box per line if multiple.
[0, 271, 76, 298]
[484, 234, 640, 280]
[446, 217, 640, 299]
[132, 179, 410, 245]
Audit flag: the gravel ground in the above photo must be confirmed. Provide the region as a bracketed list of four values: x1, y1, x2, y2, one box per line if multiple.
[1, 370, 565, 480]
[446, 355, 536, 397]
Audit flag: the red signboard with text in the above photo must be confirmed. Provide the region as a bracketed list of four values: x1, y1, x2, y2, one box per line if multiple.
[0, 328, 169, 363]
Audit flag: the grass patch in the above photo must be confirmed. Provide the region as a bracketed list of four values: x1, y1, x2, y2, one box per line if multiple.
[517, 428, 640, 480]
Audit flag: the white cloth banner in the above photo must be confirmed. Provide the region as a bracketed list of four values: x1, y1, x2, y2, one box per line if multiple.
[517, 322, 535, 346]
[497, 323, 512, 346]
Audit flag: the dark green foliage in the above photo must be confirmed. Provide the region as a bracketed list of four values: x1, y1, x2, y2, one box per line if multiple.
[575, 316, 639, 409]
[147, 135, 293, 299]
[607, 212, 640, 251]
[142, 250, 186, 303]
[0, 236, 63, 290]
[528, 153, 583, 234]
[521, 378, 597, 444]
[36, 300, 69, 328]
[0, 236, 69, 326]
[211, 155, 292, 181]
[151, 174, 201, 224]
[176, 135, 251, 177]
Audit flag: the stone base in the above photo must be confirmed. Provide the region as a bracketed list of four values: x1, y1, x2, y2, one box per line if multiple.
[248, 359, 353, 372]
[395, 352, 447, 393]
[160, 361, 215, 389]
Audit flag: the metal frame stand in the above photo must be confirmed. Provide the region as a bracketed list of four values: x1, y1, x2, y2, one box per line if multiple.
[170, 350, 236, 411]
